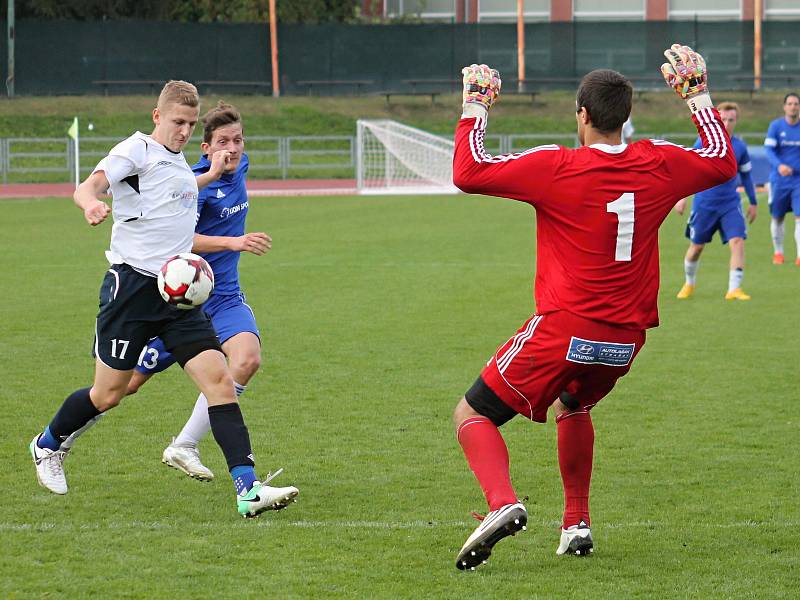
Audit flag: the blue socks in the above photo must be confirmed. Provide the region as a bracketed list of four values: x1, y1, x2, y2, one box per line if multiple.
[231, 465, 257, 495]
[37, 426, 61, 451]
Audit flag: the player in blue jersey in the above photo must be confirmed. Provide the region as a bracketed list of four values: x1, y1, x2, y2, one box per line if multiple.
[764, 93, 800, 265]
[61, 102, 281, 486]
[674, 102, 757, 300]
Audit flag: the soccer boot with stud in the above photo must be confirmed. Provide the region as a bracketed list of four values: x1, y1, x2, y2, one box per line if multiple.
[556, 520, 594, 556]
[30, 435, 68, 495]
[676, 283, 695, 299]
[162, 439, 214, 481]
[725, 288, 751, 301]
[456, 502, 528, 570]
[237, 468, 299, 518]
[773, 253, 784, 265]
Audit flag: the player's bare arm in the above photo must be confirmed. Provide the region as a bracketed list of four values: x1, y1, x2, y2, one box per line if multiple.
[73, 170, 112, 226]
[778, 164, 794, 176]
[192, 231, 272, 256]
[674, 198, 688, 215]
[195, 150, 232, 189]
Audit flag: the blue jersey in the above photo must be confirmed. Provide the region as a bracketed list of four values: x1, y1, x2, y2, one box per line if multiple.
[192, 154, 250, 296]
[765, 117, 800, 186]
[692, 135, 757, 211]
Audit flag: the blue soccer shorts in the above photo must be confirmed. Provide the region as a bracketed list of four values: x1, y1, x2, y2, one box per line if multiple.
[135, 292, 260, 375]
[685, 204, 747, 245]
[768, 178, 800, 219]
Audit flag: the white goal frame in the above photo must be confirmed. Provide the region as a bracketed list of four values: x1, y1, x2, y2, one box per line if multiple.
[356, 119, 459, 195]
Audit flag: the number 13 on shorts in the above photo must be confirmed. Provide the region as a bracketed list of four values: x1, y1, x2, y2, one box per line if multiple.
[607, 192, 634, 261]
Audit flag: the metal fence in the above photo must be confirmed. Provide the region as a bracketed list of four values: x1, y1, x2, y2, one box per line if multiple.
[0, 132, 769, 184]
[0, 135, 357, 183]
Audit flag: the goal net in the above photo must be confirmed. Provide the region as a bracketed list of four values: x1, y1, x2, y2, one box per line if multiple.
[356, 119, 459, 195]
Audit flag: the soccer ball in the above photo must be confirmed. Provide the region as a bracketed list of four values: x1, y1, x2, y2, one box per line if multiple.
[157, 253, 214, 310]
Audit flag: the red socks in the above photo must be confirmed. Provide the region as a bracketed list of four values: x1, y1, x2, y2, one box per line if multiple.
[457, 417, 517, 511]
[556, 411, 594, 528]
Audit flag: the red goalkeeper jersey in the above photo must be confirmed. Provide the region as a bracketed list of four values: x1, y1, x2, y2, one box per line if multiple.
[453, 107, 737, 330]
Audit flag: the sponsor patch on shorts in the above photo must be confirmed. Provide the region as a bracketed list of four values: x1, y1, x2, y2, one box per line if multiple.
[565, 337, 635, 367]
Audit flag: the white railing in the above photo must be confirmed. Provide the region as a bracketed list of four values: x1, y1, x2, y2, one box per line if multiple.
[0, 132, 767, 183]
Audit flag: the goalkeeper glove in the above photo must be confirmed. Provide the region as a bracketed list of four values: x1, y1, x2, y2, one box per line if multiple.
[661, 44, 712, 111]
[462, 64, 501, 111]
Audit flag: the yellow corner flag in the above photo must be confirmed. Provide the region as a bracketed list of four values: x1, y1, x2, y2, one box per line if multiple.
[67, 116, 78, 140]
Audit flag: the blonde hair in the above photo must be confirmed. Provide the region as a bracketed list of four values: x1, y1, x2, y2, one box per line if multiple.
[717, 101, 739, 114]
[157, 80, 199, 109]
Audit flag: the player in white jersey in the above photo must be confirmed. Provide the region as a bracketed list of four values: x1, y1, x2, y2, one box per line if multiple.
[29, 81, 298, 518]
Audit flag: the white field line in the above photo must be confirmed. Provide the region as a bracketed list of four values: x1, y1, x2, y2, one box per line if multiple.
[0, 519, 792, 532]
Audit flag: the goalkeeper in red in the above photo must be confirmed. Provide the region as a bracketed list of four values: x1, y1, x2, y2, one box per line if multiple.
[450, 45, 736, 570]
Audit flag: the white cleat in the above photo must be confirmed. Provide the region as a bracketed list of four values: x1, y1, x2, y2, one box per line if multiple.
[556, 520, 594, 556]
[455, 502, 528, 571]
[237, 469, 299, 518]
[30, 435, 68, 495]
[162, 440, 214, 482]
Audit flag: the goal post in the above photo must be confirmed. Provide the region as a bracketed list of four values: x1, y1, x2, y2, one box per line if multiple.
[356, 119, 459, 195]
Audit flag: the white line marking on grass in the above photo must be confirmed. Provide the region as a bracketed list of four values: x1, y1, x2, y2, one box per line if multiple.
[1, 519, 795, 532]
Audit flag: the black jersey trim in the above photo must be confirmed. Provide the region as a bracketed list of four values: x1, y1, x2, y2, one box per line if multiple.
[122, 174, 140, 194]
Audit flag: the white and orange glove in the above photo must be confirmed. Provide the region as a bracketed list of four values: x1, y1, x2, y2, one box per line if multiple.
[661, 44, 712, 111]
[461, 64, 501, 117]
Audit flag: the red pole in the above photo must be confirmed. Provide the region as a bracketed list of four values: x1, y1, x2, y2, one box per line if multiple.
[517, 0, 525, 93]
[269, 0, 280, 97]
[754, 0, 762, 91]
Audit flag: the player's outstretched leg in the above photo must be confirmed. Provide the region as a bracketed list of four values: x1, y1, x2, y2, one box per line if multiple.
[794, 218, 800, 266]
[556, 409, 594, 556]
[556, 521, 594, 556]
[771, 217, 785, 264]
[162, 436, 214, 481]
[456, 503, 528, 570]
[30, 434, 68, 495]
[725, 238, 750, 300]
[235, 467, 299, 518]
[677, 243, 703, 299]
[454, 397, 525, 570]
[184, 350, 298, 517]
[30, 387, 104, 495]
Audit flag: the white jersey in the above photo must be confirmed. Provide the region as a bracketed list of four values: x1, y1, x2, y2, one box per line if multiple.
[93, 131, 198, 276]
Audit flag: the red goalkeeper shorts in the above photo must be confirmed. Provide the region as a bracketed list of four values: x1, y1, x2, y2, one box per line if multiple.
[476, 310, 646, 423]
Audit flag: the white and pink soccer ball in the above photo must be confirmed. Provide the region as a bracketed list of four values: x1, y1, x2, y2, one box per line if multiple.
[157, 253, 214, 310]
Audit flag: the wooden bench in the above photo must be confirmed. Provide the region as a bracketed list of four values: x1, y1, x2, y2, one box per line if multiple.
[380, 91, 440, 105]
[295, 79, 374, 95]
[725, 74, 800, 98]
[93, 80, 165, 95]
[196, 80, 272, 94]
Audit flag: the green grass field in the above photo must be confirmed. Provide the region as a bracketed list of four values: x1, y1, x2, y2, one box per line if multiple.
[0, 192, 797, 599]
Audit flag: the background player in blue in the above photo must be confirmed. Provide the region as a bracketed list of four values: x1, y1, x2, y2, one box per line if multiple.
[61, 102, 276, 484]
[764, 93, 800, 265]
[674, 102, 757, 300]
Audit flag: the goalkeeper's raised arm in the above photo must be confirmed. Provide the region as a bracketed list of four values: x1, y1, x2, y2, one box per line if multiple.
[653, 44, 737, 198]
[452, 63, 561, 203]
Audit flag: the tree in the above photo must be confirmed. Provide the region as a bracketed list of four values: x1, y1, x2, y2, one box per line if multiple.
[2, 0, 360, 22]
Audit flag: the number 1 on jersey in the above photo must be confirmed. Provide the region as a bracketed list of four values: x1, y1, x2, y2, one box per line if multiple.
[606, 192, 635, 262]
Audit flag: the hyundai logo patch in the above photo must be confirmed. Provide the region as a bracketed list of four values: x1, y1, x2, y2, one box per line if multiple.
[566, 337, 635, 366]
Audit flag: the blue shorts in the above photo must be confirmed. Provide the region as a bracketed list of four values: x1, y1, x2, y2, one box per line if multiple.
[135, 292, 260, 374]
[685, 204, 747, 245]
[768, 178, 800, 218]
